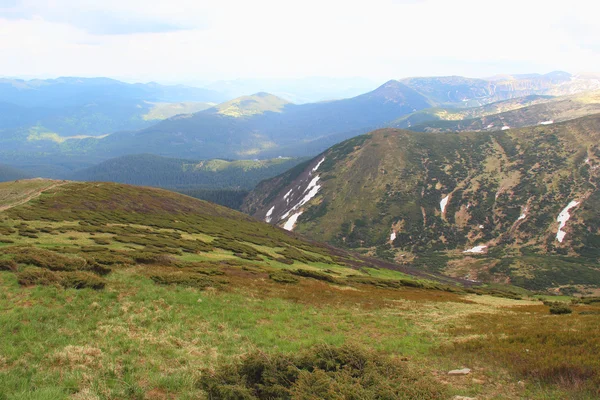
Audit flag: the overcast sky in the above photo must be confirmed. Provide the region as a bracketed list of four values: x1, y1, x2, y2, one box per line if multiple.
[0, 0, 598, 84]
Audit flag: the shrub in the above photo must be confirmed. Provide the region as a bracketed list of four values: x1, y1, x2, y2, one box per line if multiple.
[91, 237, 111, 245]
[277, 247, 328, 264]
[275, 257, 294, 265]
[149, 272, 220, 289]
[16, 269, 59, 286]
[0, 259, 17, 271]
[132, 252, 175, 265]
[9, 247, 86, 271]
[549, 305, 573, 315]
[59, 271, 106, 290]
[198, 344, 447, 399]
[269, 271, 299, 284]
[290, 269, 337, 283]
[83, 251, 132, 266]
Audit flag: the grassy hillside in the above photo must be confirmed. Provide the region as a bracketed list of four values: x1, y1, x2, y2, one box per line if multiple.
[1, 179, 599, 399]
[244, 114, 600, 291]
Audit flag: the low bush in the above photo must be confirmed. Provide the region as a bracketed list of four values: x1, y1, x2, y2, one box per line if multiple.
[9, 247, 86, 271]
[83, 251, 132, 266]
[91, 237, 111, 245]
[549, 305, 573, 315]
[0, 259, 17, 271]
[132, 252, 175, 265]
[59, 271, 106, 290]
[149, 272, 221, 289]
[199, 344, 447, 399]
[275, 257, 294, 265]
[269, 271, 299, 284]
[16, 269, 59, 286]
[277, 246, 329, 264]
[290, 269, 337, 283]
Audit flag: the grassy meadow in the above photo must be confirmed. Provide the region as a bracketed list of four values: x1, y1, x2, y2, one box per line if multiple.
[0, 180, 599, 399]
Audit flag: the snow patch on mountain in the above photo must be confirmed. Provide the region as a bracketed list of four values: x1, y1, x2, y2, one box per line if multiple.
[280, 176, 321, 221]
[539, 120, 554, 125]
[283, 189, 293, 202]
[265, 206, 274, 223]
[312, 157, 326, 173]
[283, 212, 303, 231]
[463, 245, 487, 254]
[556, 200, 580, 242]
[518, 207, 528, 221]
[440, 195, 449, 214]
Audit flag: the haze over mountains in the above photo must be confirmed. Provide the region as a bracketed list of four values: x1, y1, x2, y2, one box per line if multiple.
[2, 71, 600, 173]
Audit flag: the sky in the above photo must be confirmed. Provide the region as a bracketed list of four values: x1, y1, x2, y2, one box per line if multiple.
[0, 0, 598, 85]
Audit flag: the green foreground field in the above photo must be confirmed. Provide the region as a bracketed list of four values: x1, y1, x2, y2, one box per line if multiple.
[0, 180, 599, 399]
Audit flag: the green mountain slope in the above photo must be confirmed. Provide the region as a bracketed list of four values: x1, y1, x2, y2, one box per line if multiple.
[243, 114, 600, 290]
[0, 179, 468, 289]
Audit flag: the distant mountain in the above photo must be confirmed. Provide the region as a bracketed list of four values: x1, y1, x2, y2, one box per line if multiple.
[401, 72, 600, 107]
[89, 81, 432, 160]
[71, 153, 306, 190]
[243, 114, 600, 290]
[394, 91, 600, 132]
[0, 77, 226, 155]
[0, 164, 30, 182]
[3, 73, 600, 167]
[0, 77, 225, 108]
[203, 77, 379, 103]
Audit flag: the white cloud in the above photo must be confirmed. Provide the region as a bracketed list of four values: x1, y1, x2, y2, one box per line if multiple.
[0, 0, 598, 82]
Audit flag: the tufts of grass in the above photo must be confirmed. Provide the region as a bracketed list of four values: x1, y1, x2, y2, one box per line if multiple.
[444, 306, 600, 396]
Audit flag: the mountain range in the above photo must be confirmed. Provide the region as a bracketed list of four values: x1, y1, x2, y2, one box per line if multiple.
[2, 72, 600, 169]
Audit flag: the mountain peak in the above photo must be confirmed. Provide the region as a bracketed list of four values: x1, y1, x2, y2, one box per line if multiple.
[214, 93, 291, 118]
